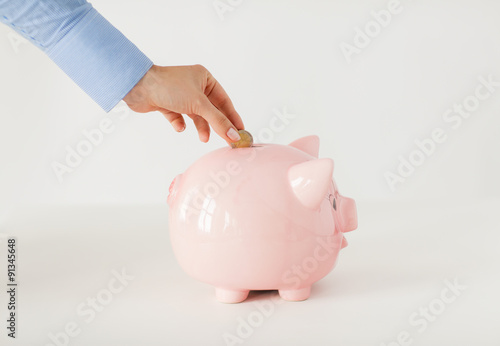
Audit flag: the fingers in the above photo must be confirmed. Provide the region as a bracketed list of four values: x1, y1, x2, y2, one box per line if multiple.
[160, 105, 232, 144]
[193, 97, 241, 143]
[152, 65, 244, 143]
[159, 109, 186, 132]
[187, 114, 211, 143]
[205, 74, 245, 131]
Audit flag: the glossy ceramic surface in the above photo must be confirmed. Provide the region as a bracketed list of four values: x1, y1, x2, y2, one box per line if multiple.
[167, 135, 357, 303]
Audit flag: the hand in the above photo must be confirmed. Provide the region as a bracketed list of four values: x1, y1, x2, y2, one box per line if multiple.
[123, 64, 244, 143]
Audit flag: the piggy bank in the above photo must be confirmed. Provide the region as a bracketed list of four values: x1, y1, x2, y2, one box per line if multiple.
[167, 135, 357, 303]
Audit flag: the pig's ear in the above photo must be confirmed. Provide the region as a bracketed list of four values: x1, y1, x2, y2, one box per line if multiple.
[288, 135, 320, 158]
[288, 158, 334, 209]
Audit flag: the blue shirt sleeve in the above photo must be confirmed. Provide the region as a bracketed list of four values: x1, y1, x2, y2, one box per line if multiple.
[0, 0, 153, 112]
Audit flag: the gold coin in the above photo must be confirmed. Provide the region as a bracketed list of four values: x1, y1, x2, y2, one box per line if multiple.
[230, 130, 253, 148]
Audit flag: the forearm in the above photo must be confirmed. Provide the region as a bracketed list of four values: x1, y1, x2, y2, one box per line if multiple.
[0, 0, 153, 111]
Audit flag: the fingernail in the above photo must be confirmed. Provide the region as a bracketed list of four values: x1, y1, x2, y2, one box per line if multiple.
[227, 128, 241, 141]
[176, 123, 186, 132]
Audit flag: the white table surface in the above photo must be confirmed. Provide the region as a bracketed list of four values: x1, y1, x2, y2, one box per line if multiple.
[1, 199, 499, 346]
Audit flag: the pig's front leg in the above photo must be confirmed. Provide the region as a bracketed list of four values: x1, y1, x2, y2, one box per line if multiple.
[279, 287, 311, 301]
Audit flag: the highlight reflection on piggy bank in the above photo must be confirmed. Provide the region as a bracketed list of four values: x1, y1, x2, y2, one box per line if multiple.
[167, 135, 357, 303]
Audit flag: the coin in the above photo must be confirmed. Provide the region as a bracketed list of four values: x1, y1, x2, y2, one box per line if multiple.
[231, 130, 254, 148]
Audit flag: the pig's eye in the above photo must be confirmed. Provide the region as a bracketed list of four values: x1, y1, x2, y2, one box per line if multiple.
[327, 194, 337, 211]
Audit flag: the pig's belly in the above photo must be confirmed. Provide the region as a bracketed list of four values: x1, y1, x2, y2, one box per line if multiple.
[170, 229, 343, 290]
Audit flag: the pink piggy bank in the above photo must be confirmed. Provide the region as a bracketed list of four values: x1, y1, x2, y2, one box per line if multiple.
[167, 135, 357, 303]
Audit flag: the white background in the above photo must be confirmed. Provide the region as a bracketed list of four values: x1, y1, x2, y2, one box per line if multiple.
[0, 0, 499, 345]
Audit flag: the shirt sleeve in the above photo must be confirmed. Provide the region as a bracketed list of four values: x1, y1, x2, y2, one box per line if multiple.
[0, 0, 153, 112]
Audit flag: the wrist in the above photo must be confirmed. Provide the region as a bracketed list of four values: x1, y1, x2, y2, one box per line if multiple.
[123, 65, 158, 111]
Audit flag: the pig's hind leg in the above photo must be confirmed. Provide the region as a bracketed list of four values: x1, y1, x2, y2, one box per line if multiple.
[215, 288, 250, 303]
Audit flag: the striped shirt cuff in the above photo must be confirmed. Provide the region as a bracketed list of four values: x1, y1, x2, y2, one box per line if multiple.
[46, 7, 153, 112]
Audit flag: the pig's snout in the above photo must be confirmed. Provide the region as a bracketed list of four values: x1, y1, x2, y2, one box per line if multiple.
[339, 197, 357, 233]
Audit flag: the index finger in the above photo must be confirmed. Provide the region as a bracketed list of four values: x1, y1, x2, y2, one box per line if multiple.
[205, 75, 245, 130]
